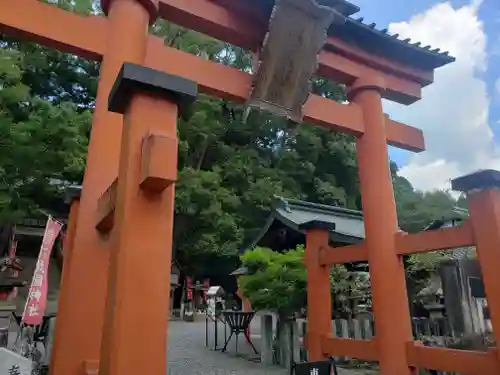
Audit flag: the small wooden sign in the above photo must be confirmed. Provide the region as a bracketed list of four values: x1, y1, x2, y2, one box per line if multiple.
[292, 359, 337, 375]
[247, 0, 342, 123]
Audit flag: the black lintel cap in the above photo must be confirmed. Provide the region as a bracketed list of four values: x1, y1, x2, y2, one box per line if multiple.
[108, 62, 197, 115]
[65, 185, 82, 204]
[451, 169, 500, 192]
[298, 220, 336, 231]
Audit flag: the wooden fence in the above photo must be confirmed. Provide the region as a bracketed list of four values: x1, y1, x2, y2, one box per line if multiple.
[297, 317, 457, 374]
[257, 314, 494, 374]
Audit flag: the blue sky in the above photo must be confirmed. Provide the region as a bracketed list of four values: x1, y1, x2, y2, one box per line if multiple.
[351, 0, 500, 191]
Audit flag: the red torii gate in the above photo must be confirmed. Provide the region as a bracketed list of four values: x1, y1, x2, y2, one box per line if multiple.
[1, 1, 500, 375]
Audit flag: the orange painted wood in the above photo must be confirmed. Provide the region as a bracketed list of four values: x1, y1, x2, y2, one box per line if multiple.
[385, 116, 425, 152]
[101, 0, 159, 24]
[0, 0, 107, 61]
[302, 97, 365, 135]
[206, 0, 434, 87]
[0, 1, 425, 152]
[96, 178, 118, 233]
[54, 197, 78, 264]
[146, 40, 426, 152]
[158, 0, 262, 51]
[92, 3, 168, 375]
[140, 133, 177, 193]
[320, 335, 379, 361]
[50, 0, 153, 373]
[396, 220, 476, 255]
[158, 0, 426, 104]
[468, 189, 500, 365]
[64, 200, 80, 257]
[353, 77, 413, 375]
[50, 199, 81, 372]
[406, 342, 500, 375]
[317, 221, 475, 265]
[304, 230, 333, 360]
[100, 93, 177, 375]
[317, 50, 422, 104]
[318, 243, 368, 266]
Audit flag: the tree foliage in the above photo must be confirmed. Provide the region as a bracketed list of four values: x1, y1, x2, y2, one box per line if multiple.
[239, 246, 371, 317]
[239, 246, 307, 316]
[0, 34, 92, 223]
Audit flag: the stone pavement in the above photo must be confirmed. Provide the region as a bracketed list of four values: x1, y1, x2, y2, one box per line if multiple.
[167, 320, 368, 375]
[4, 319, 370, 374]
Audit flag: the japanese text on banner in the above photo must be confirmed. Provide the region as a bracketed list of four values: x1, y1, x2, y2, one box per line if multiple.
[22, 217, 62, 325]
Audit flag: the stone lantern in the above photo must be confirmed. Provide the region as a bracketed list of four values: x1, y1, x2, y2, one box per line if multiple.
[419, 274, 445, 320]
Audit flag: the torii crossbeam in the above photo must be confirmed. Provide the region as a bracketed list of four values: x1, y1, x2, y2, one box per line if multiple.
[1, 1, 500, 375]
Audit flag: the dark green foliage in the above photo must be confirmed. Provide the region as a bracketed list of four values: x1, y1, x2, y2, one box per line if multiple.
[0, 31, 91, 222]
[239, 246, 307, 316]
[391, 162, 460, 233]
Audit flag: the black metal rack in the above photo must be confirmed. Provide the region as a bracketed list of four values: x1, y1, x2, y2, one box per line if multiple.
[205, 311, 227, 351]
[221, 310, 258, 355]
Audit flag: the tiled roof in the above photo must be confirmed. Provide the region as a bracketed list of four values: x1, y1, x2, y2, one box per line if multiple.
[424, 207, 474, 260]
[333, 15, 455, 70]
[238, 196, 365, 254]
[423, 207, 469, 230]
[273, 197, 365, 240]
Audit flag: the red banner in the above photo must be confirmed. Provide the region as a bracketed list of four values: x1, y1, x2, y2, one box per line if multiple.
[203, 278, 210, 302]
[186, 277, 193, 301]
[22, 217, 62, 325]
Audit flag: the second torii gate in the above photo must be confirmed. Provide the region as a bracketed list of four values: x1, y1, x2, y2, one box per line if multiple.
[1, 1, 500, 375]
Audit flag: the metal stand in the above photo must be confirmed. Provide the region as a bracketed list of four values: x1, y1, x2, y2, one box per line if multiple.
[205, 312, 227, 351]
[221, 311, 258, 355]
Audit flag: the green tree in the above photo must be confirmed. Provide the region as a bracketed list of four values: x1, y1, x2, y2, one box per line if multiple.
[239, 246, 370, 317]
[0, 0, 95, 255]
[239, 246, 307, 317]
[0, 38, 91, 223]
[392, 162, 459, 233]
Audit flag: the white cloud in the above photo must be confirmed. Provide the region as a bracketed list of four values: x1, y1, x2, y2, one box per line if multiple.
[384, 0, 498, 192]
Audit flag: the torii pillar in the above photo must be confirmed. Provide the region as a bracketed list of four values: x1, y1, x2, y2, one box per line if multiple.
[99, 61, 196, 374]
[50, 1, 187, 374]
[349, 76, 414, 375]
[452, 170, 500, 366]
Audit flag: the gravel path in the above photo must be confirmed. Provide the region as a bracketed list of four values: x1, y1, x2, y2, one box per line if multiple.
[166, 320, 367, 375]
